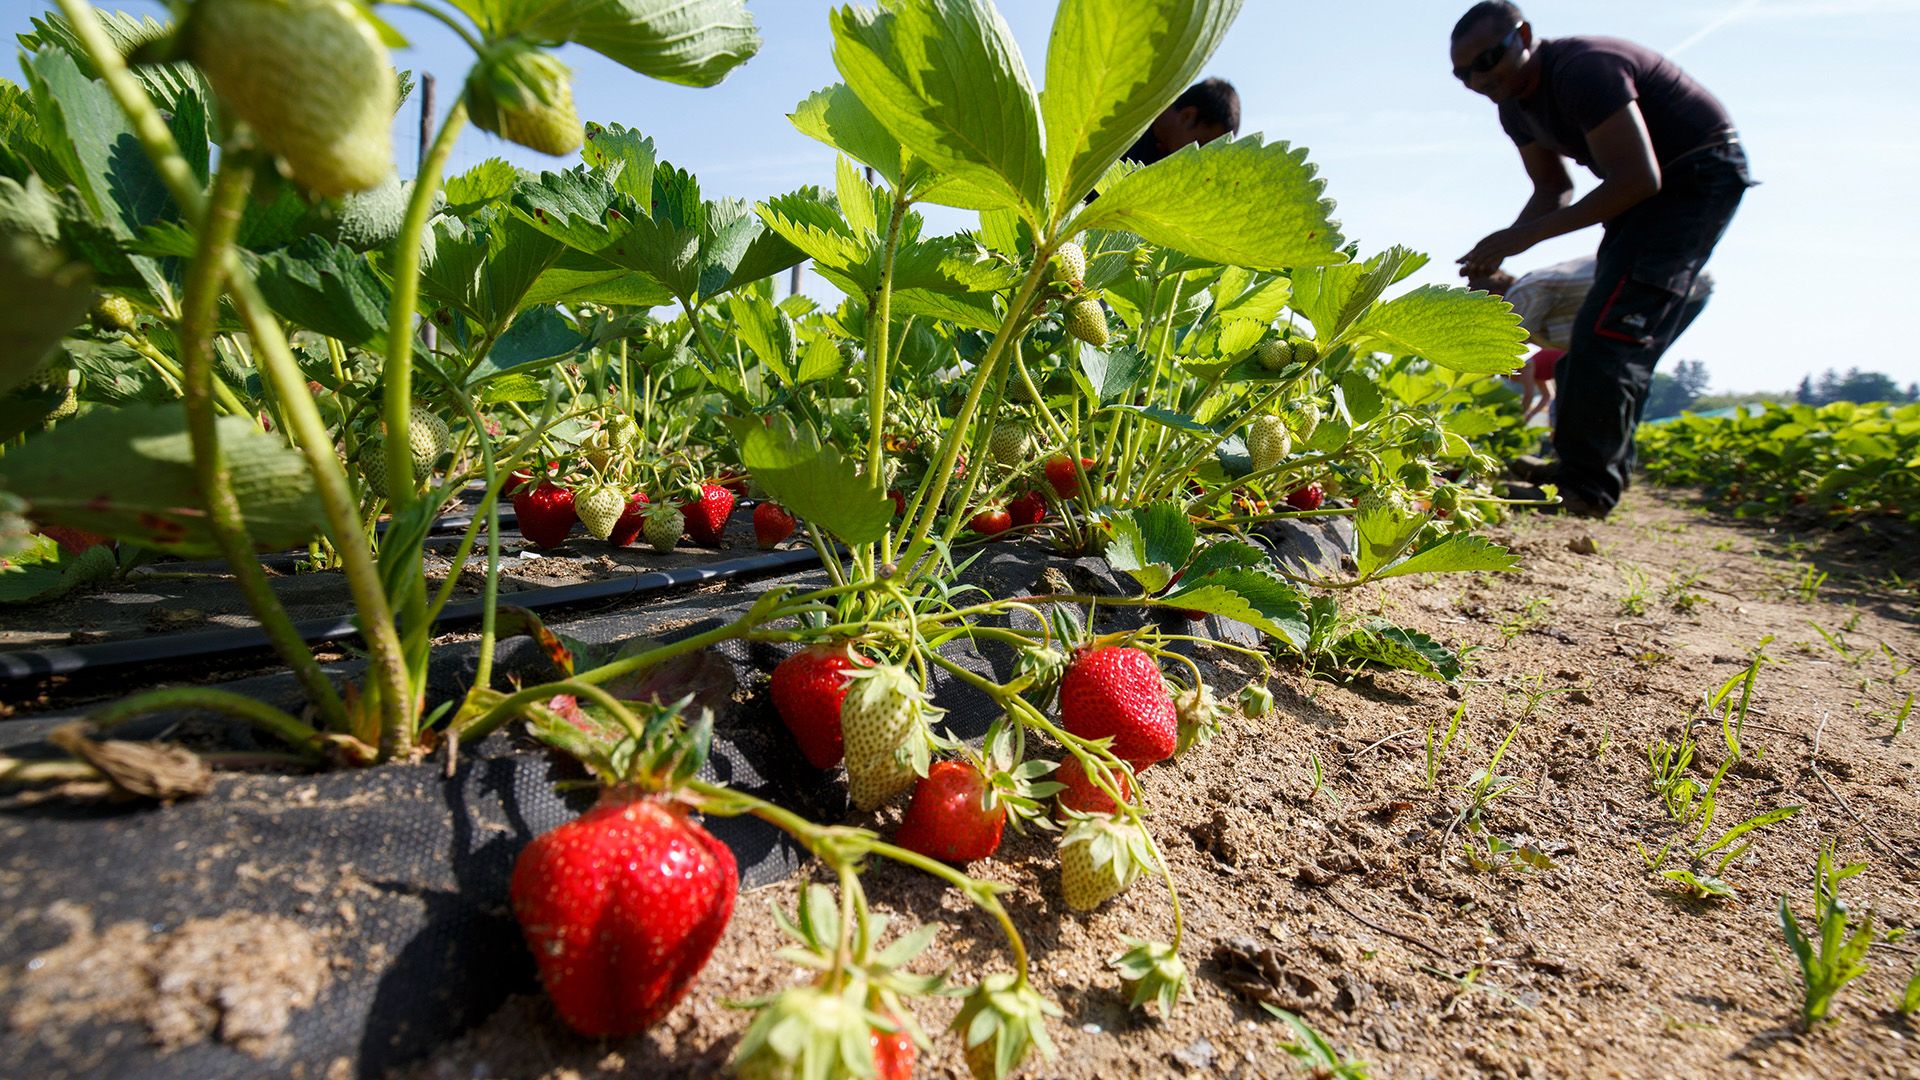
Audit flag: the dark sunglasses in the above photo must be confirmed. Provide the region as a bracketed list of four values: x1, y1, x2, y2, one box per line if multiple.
[1454, 24, 1522, 82]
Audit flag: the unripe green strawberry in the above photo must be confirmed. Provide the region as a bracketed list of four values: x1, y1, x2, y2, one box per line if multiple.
[841, 662, 938, 811]
[989, 419, 1031, 466]
[606, 413, 640, 454]
[90, 295, 137, 333]
[1284, 406, 1318, 442]
[467, 41, 584, 157]
[642, 501, 684, 553]
[365, 403, 450, 496]
[1060, 815, 1148, 911]
[1050, 241, 1086, 286]
[576, 483, 627, 541]
[44, 382, 78, 421]
[1433, 483, 1463, 515]
[1254, 339, 1291, 371]
[1239, 682, 1274, 718]
[1399, 460, 1434, 490]
[1290, 339, 1321, 366]
[1063, 298, 1108, 347]
[185, 0, 397, 196]
[1247, 414, 1290, 473]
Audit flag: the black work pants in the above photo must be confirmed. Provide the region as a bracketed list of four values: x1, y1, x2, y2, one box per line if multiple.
[1553, 142, 1754, 511]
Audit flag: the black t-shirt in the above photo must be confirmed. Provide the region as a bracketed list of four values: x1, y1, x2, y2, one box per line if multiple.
[1499, 36, 1735, 177]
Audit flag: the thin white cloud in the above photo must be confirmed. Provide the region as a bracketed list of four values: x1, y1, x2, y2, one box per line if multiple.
[1668, 0, 1765, 57]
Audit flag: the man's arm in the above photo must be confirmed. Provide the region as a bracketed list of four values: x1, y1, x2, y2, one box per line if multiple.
[1513, 100, 1661, 242]
[1510, 142, 1575, 229]
[1460, 102, 1661, 275]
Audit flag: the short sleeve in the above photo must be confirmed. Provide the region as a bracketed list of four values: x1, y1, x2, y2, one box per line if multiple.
[1558, 51, 1638, 133]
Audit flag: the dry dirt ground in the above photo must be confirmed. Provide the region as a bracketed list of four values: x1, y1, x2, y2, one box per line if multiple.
[413, 488, 1920, 1079]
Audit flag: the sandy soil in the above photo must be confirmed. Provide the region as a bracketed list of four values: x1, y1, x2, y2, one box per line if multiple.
[407, 488, 1920, 1079]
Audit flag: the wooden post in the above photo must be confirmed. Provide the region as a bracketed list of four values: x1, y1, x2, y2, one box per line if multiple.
[418, 74, 437, 354]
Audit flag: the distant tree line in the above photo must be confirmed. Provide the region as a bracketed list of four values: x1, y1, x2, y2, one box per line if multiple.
[1794, 368, 1920, 406]
[1639, 362, 1917, 419]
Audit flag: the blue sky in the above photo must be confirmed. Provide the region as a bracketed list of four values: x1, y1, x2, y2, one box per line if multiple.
[8, 0, 1918, 393]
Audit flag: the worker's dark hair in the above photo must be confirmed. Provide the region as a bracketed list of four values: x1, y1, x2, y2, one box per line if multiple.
[1452, 1, 1525, 41]
[1173, 78, 1240, 135]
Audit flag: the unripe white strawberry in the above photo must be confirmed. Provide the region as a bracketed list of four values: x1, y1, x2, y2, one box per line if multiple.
[1060, 814, 1148, 911]
[467, 41, 584, 157]
[1050, 241, 1086, 287]
[841, 662, 938, 811]
[642, 501, 683, 552]
[989, 420, 1031, 466]
[185, 0, 397, 196]
[575, 483, 626, 541]
[1064, 298, 1108, 347]
[1247, 415, 1290, 473]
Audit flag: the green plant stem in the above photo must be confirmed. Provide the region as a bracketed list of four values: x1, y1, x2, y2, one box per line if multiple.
[866, 192, 908, 484]
[176, 150, 349, 731]
[897, 259, 1052, 575]
[123, 335, 248, 416]
[86, 686, 324, 758]
[53, 0, 420, 743]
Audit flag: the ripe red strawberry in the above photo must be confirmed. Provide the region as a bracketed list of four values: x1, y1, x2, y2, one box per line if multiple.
[753, 502, 795, 549]
[871, 1020, 915, 1080]
[1285, 482, 1325, 512]
[969, 507, 1012, 537]
[894, 760, 1005, 865]
[607, 492, 651, 548]
[512, 480, 576, 549]
[1009, 489, 1047, 528]
[510, 788, 737, 1037]
[1060, 646, 1178, 766]
[889, 490, 907, 518]
[679, 483, 736, 547]
[503, 459, 561, 497]
[1044, 455, 1097, 499]
[1053, 756, 1133, 819]
[36, 525, 109, 555]
[770, 643, 873, 769]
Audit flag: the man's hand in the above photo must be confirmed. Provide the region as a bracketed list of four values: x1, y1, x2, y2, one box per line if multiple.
[1458, 224, 1539, 278]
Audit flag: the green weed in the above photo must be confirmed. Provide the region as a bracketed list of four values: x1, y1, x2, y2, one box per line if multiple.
[1779, 844, 1880, 1029]
[1260, 1005, 1369, 1079]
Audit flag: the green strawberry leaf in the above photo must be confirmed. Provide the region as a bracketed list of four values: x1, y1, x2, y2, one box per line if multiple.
[0, 404, 323, 555]
[0, 534, 116, 605]
[1104, 501, 1194, 594]
[472, 304, 587, 380]
[1290, 244, 1425, 342]
[442, 158, 521, 217]
[1371, 534, 1521, 580]
[723, 414, 893, 545]
[254, 236, 392, 348]
[1181, 539, 1267, 581]
[1210, 265, 1292, 324]
[581, 122, 657, 202]
[789, 82, 918, 191]
[1354, 499, 1423, 579]
[1339, 370, 1384, 426]
[449, 0, 760, 87]
[1166, 567, 1309, 647]
[831, 0, 1045, 219]
[1040, 0, 1240, 223]
[1078, 344, 1150, 406]
[1070, 135, 1345, 270]
[1333, 619, 1462, 682]
[1347, 284, 1526, 374]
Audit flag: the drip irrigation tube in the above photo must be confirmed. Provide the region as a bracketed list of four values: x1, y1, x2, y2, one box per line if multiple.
[0, 546, 820, 684]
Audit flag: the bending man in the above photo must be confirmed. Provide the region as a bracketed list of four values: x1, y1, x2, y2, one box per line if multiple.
[1452, 2, 1753, 517]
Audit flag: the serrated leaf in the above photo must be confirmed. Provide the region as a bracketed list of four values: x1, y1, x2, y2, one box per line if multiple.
[0, 404, 323, 555]
[1041, 0, 1241, 222]
[795, 334, 845, 385]
[581, 122, 657, 201]
[0, 538, 115, 605]
[790, 82, 914, 190]
[1210, 265, 1291, 324]
[253, 236, 391, 347]
[478, 373, 548, 404]
[1182, 538, 1267, 580]
[831, 0, 1045, 218]
[1333, 620, 1462, 681]
[1348, 284, 1526, 374]
[474, 304, 586, 378]
[450, 0, 759, 87]
[1339, 371, 1384, 426]
[723, 415, 892, 544]
[1167, 568, 1309, 646]
[1111, 404, 1211, 434]
[1104, 501, 1194, 593]
[1355, 499, 1423, 578]
[1072, 136, 1344, 269]
[1371, 534, 1521, 580]
[1079, 344, 1149, 406]
[443, 158, 521, 217]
